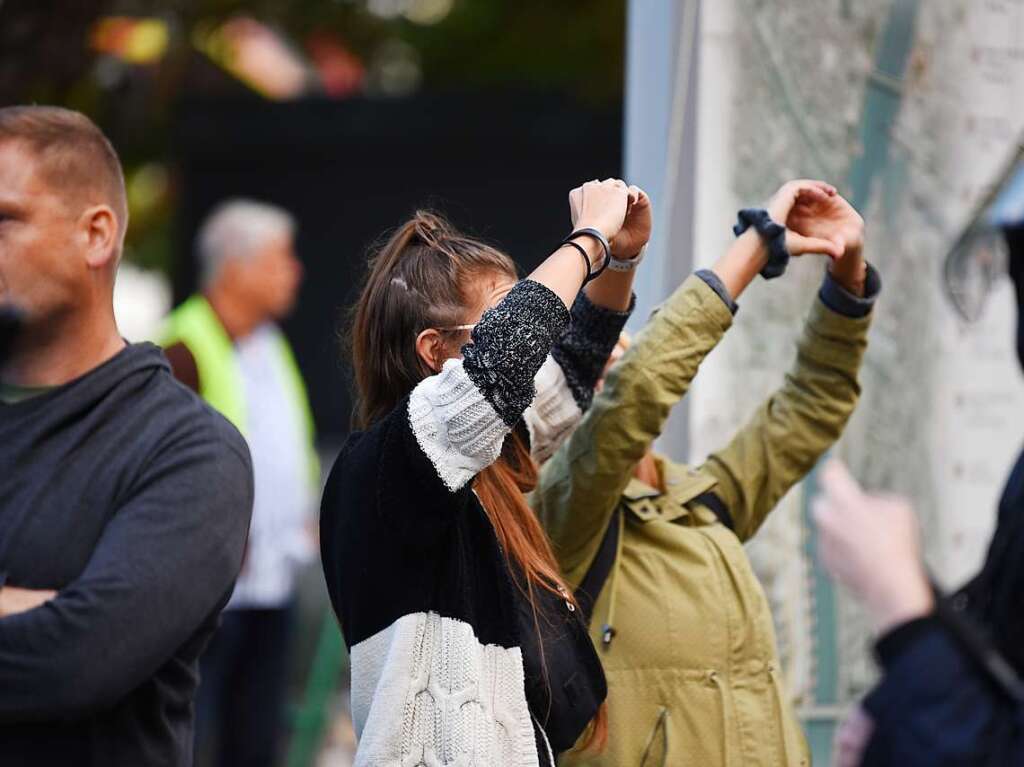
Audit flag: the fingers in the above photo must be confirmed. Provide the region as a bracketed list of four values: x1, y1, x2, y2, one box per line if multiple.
[795, 186, 831, 206]
[573, 178, 632, 241]
[626, 185, 651, 210]
[820, 460, 866, 508]
[786, 232, 843, 260]
[568, 187, 583, 226]
[834, 706, 874, 767]
[788, 179, 837, 197]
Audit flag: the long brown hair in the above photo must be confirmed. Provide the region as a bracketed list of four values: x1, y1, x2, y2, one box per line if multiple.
[349, 211, 606, 751]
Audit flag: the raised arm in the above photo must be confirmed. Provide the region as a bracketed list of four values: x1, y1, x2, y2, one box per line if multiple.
[363, 181, 633, 542]
[697, 191, 878, 541]
[525, 187, 649, 462]
[532, 180, 850, 580]
[532, 272, 735, 582]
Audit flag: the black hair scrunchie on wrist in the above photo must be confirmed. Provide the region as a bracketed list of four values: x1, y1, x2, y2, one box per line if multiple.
[733, 208, 790, 280]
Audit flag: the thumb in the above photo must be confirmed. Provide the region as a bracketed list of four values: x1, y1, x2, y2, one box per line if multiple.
[786, 231, 842, 259]
[820, 460, 866, 509]
[569, 187, 582, 225]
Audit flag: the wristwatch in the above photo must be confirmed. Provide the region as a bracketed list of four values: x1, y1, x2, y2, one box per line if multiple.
[607, 243, 647, 272]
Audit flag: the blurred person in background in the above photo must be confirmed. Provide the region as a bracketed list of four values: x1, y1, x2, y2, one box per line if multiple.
[321, 180, 643, 766]
[814, 220, 1024, 767]
[0, 105, 253, 766]
[161, 200, 318, 767]
[533, 181, 878, 766]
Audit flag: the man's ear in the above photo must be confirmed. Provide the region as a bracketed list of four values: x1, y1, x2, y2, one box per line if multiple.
[81, 205, 120, 270]
[415, 328, 446, 374]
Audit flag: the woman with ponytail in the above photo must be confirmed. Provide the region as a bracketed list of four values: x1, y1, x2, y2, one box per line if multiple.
[320, 179, 648, 766]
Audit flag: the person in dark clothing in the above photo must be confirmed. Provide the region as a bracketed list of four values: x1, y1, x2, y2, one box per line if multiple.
[813, 220, 1024, 766]
[0, 105, 253, 767]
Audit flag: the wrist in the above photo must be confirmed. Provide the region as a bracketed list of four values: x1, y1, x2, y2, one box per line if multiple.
[828, 247, 867, 296]
[734, 228, 770, 267]
[576, 218, 616, 245]
[567, 227, 610, 270]
[867, 567, 934, 636]
[733, 208, 789, 279]
[568, 236, 603, 268]
[610, 238, 647, 260]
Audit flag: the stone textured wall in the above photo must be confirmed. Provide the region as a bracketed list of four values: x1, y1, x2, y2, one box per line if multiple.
[690, 0, 1024, 715]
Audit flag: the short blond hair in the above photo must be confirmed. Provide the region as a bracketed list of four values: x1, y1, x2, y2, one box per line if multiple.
[0, 106, 128, 242]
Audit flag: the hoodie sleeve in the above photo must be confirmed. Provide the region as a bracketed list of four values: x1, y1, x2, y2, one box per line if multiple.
[0, 419, 253, 721]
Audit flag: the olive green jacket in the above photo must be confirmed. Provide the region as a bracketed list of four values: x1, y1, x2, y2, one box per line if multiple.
[532, 274, 873, 767]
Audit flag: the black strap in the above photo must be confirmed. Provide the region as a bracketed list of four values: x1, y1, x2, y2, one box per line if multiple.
[575, 492, 733, 624]
[934, 589, 1024, 705]
[574, 507, 621, 626]
[693, 491, 735, 531]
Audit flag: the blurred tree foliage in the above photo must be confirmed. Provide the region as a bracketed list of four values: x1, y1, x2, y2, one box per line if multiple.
[0, 0, 624, 272]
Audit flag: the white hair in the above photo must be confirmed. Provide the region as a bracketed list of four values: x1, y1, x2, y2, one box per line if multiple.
[197, 199, 296, 288]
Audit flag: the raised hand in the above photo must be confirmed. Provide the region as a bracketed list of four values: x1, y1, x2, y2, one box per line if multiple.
[766, 180, 846, 260]
[568, 179, 632, 247]
[813, 461, 934, 635]
[610, 186, 651, 259]
[786, 187, 867, 294]
[786, 188, 864, 257]
[833, 704, 875, 767]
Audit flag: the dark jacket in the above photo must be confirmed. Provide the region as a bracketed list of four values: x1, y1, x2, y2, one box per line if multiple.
[321, 281, 628, 766]
[0, 343, 253, 767]
[862, 446, 1024, 766]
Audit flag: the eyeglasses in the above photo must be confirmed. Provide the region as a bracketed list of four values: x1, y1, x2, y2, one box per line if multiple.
[414, 322, 476, 340]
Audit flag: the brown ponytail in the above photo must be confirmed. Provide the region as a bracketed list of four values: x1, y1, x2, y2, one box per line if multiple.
[349, 211, 606, 751]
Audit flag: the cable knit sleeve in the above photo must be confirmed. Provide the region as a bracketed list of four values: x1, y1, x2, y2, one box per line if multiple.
[402, 279, 570, 494]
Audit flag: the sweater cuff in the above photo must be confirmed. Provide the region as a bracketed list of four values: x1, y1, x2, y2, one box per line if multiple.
[462, 280, 571, 427]
[875, 614, 941, 668]
[819, 262, 882, 318]
[695, 269, 739, 315]
[551, 291, 635, 411]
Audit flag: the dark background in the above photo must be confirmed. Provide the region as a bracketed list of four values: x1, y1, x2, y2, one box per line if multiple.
[174, 95, 621, 439]
[0, 0, 626, 440]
